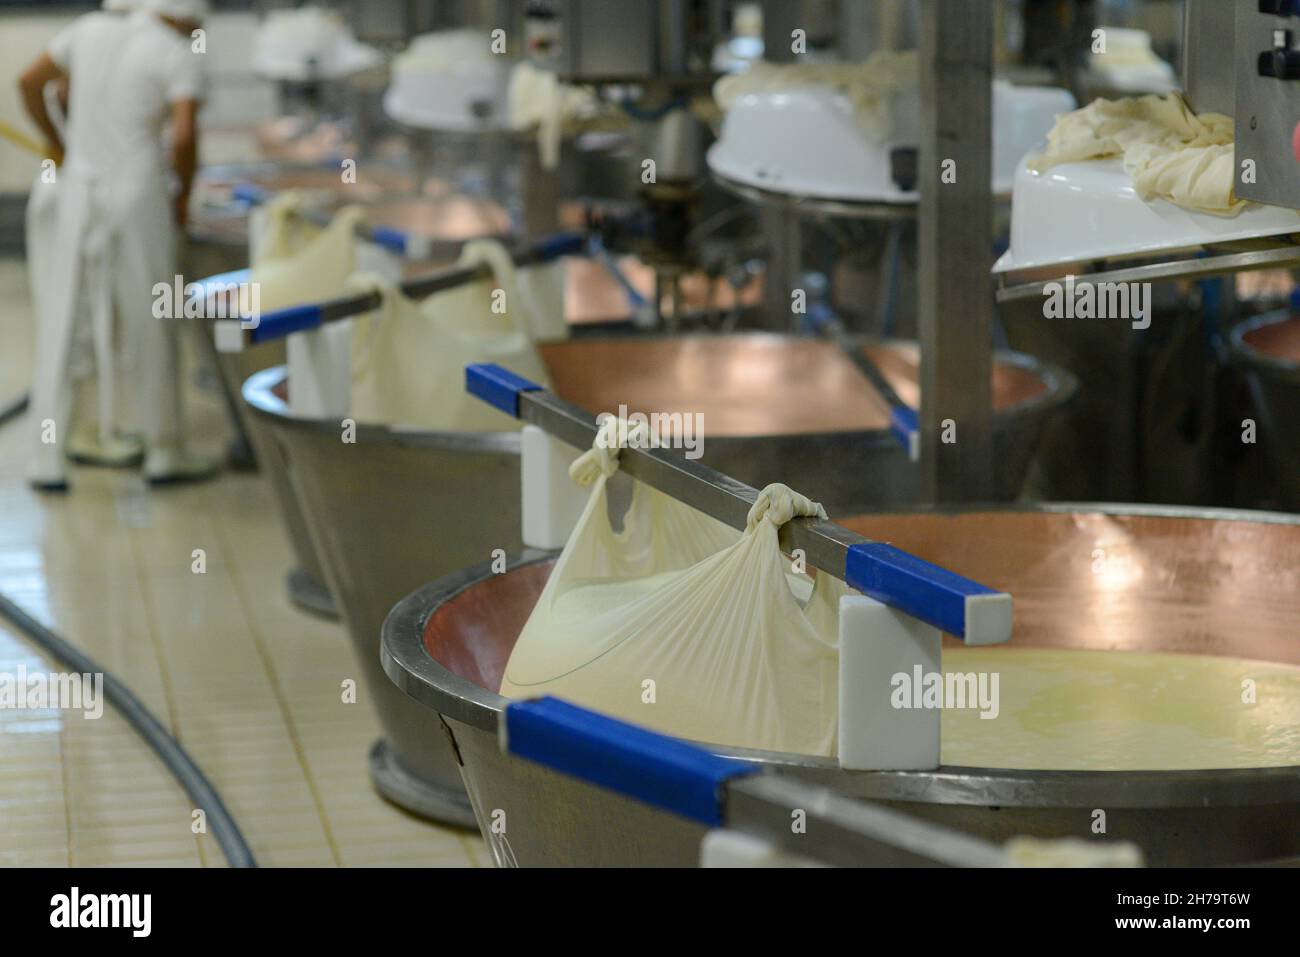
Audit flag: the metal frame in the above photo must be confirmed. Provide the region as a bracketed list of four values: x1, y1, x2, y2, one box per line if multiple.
[918, 0, 994, 503]
[722, 774, 1007, 867]
[711, 170, 920, 223]
[380, 542, 1300, 812]
[995, 241, 1300, 304]
[497, 695, 1009, 866]
[499, 380, 1011, 643]
[203, 233, 584, 351]
[515, 387, 864, 572]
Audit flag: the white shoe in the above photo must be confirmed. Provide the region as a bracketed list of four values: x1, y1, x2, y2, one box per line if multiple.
[68, 431, 145, 467]
[143, 445, 221, 486]
[26, 450, 69, 492]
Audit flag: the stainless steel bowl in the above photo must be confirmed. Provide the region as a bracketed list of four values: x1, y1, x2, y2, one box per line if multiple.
[382, 505, 1300, 866]
[244, 337, 1073, 825]
[1229, 311, 1300, 511]
[188, 162, 513, 616]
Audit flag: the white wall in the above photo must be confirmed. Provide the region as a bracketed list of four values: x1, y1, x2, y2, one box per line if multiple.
[0, 12, 75, 192]
[0, 11, 276, 193]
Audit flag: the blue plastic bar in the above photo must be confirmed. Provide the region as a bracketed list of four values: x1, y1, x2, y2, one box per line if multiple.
[465, 363, 543, 417]
[368, 225, 408, 256]
[888, 404, 920, 461]
[465, 366, 1011, 643]
[248, 302, 324, 343]
[230, 182, 268, 206]
[531, 231, 586, 261]
[503, 697, 756, 827]
[845, 542, 999, 638]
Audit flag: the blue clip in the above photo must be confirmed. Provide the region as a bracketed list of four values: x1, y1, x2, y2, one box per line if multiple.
[368, 225, 408, 256]
[503, 697, 755, 827]
[248, 302, 324, 343]
[845, 542, 1002, 640]
[465, 363, 543, 417]
[532, 232, 586, 262]
[230, 182, 267, 206]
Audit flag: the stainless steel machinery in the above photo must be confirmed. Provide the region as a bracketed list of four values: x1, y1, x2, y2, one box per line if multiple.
[385, 509, 1300, 867]
[244, 333, 1071, 823]
[379, 366, 1300, 866]
[1228, 310, 1300, 510]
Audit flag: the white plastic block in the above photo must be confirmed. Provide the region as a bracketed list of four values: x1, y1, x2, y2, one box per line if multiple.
[247, 206, 271, 261]
[283, 240, 391, 418]
[213, 320, 246, 354]
[403, 234, 433, 263]
[356, 240, 404, 283]
[838, 594, 942, 771]
[521, 425, 587, 549]
[699, 830, 823, 868]
[287, 321, 352, 418]
[964, 591, 1014, 646]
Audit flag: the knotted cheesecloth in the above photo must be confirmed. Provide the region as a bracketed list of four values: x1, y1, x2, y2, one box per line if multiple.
[499, 417, 852, 756]
[349, 238, 556, 430]
[253, 192, 363, 310]
[1026, 93, 1243, 215]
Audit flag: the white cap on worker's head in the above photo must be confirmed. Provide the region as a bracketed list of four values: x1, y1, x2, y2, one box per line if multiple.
[144, 0, 210, 22]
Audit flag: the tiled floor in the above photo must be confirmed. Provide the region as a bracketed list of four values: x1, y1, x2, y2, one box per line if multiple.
[0, 258, 488, 867]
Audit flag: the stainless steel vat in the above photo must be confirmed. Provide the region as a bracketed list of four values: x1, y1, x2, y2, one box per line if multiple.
[382, 505, 1300, 866]
[188, 162, 512, 617]
[244, 337, 1073, 825]
[1229, 311, 1300, 511]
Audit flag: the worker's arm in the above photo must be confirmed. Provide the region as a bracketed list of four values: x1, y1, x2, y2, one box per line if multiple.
[169, 98, 200, 229]
[16, 53, 66, 164]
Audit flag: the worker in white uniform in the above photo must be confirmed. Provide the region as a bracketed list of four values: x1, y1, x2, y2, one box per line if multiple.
[17, 0, 217, 490]
[23, 0, 143, 479]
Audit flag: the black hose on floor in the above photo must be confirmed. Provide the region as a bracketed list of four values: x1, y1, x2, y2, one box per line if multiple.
[0, 390, 257, 867]
[0, 393, 28, 428]
[0, 591, 258, 868]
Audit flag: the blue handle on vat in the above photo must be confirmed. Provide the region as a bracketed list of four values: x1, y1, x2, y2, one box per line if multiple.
[231, 182, 269, 206]
[845, 542, 1010, 643]
[502, 697, 756, 826]
[466, 363, 542, 417]
[465, 366, 1008, 643]
[368, 225, 408, 256]
[532, 231, 586, 261]
[248, 302, 323, 342]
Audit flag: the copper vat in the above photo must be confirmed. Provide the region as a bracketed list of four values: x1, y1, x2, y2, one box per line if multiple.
[382, 506, 1300, 866]
[244, 335, 1073, 824]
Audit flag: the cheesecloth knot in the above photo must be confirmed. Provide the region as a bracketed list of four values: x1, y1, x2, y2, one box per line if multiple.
[345, 270, 388, 298]
[569, 415, 652, 486]
[745, 483, 827, 532]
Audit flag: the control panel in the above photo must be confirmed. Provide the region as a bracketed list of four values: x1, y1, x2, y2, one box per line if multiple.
[1236, 0, 1300, 208]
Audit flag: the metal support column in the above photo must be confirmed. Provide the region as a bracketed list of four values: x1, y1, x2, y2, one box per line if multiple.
[918, 0, 994, 502]
[761, 207, 802, 332]
[760, 0, 800, 63]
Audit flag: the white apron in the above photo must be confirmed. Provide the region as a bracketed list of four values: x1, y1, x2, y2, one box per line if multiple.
[29, 143, 181, 462]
